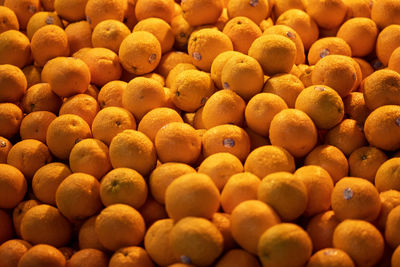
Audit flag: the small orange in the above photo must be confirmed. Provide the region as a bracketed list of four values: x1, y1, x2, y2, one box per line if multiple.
[392, 245, 400, 267]
[138, 196, 168, 227]
[0, 64, 27, 103]
[0, 239, 31, 267]
[0, 6, 19, 34]
[0, 137, 12, 164]
[109, 246, 154, 267]
[21, 83, 62, 114]
[0, 103, 23, 139]
[85, 0, 126, 29]
[60, 94, 100, 126]
[306, 210, 341, 251]
[211, 212, 236, 252]
[65, 21, 93, 54]
[12, 200, 39, 238]
[215, 249, 260, 267]
[307, 37, 352, 66]
[307, 248, 355, 267]
[376, 25, 400, 66]
[0, 30, 31, 70]
[305, 0, 347, 29]
[54, 0, 88, 22]
[22, 65, 41, 88]
[343, 92, 371, 125]
[227, 0, 270, 25]
[78, 215, 107, 251]
[98, 80, 127, 109]
[135, 0, 175, 24]
[181, 0, 223, 27]
[26, 11, 63, 40]
[17, 244, 66, 267]
[0, 209, 13, 245]
[371, 0, 400, 29]
[156, 51, 193, 78]
[376, 190, 400, 230]
[19, 111, 56, 143]
[262, 74, 304, 108]
[66, 249, 109, 267]
[210, 50, 241, 89]
[375, 158, 400, 192]
[3, 0, 40, 30]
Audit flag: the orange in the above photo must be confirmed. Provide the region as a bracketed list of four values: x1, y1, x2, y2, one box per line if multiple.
[331, 177, 381, 222]
[95, 204, 146, 251]
[222, 16, 262, 54]
[376, 25, 400, 66]
[198, 152, 243, 191]
[17, 244, 66, 267]
[41, 57, 91, 98]
[22, 65, 41, 88]
[363, 69, 400, 110]
[69, 138, 112, 179]
[305, 0, 347, 29]
[46, 114, 92, 160]
[0, 30, 31, 68]
[307, 248, 355, 267]
[306, 210, 341, 251]
[0, 6, 19, 34]
[109, 130, 157, 176]
[171, 15, 194, 51]
[155, 122, 201, 165]
[258, 172, 308, 221]
[201, 89, 245, 129]
[244, 145, 295, 178]
[78, 215, 107, 251]
[119, 31, 161, 76]
[3, 0, 40, 30]
[258, 223, 313, 267]
[0, 137, 12, 164]
[0, 209, 13, 245]
[32, 162, 71, 205]
[231, 200, 280, 254]
[353, 57, 374, 80]
[269, 108, 317, 158]
[133, 18, 174, 54]
[74, 47, 122, 86]
[307, 37, 352, 66]
[388, 46, 400, 74]
[272, 0, 305, 17]
[262, 74, 304, 108]
[392, 245, 400, 267]
[220, 54, 264, 101]
[376, 190, 400, 230]
[60, 94, 99, 126]
[169, 216, 223, 266]
[343, 0, 373, 19]
[0, 164, 27, 209]
[343, 92, 370, 125]
[166, 63, 196, 89]
[202, 124, 251, 162]
[210, 50, 241, 89]
[0, 64, 27, 102]
[248, 34, 296, 76]
[144, 218, 176, 266]
[91, 107, 137, 146]
[138, 107, 183, 143]
[227, 0, 269, 25]
[336, 18, 378, 57]
[275, 9, 319, 50]
[100, 168, 147, 209]
[98, 80, 126, 109]
[56, 173, 102, 221]
[371, 0, 400, 29]
[348, 146, 388, 183]
[220, 172, 261, 213]
[66, 249, 108, 267]
[149, 162, 196, 205]
[65, 21, 93, 54]
[12, 200, 39, 238]
[31, 25, 69, 67]
[156, 51, 193, 78]
[297, 64, 314, 87]
[364, 105, 400, 151]
[215, 249, 260, 267]
[304, 145, 349, 183]
[135, 0, 175, 24]
[54, 0, 88, 22]
[0, 239, 31, 267]
[188, 28, 233, 72]
[375, 158, 400, 192]
[26, 11, 63, 40]
[245, 93, 288, 136]
[21, 83, 62, 114]
[19, 111, 56, 143]
[108, 246, 154, 267]
[165, 172, 220, 221]
[385, 205, 400, 248]
[20, 204, 72, 247]
[325, 119, 366, 156]
[137, 196, 168, 227]
[7, 139, 52, 180]
[181, 0, 223, 26]
[85, 0, 126, 29]
[0, 103, 23, 139]
[211, 212, 236, 252]
[333, 219, 384, 267]
[295, 85, 344, 130]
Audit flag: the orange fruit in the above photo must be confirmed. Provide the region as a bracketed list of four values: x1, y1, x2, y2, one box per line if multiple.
[258, 223, 313, 267]
[17, 244, 66, 267]
[331, 177, 381, 222]
[85, 0, 126, 29]
[95, 204, 145, 251]
[376, 25, 400, 66]
[375, 158, 400, 192]
[376, 190, 400, 230]
[306, 210, 341, 251]
[171, 15, 194, 51]
[78, 215, 107, 251]
[21, 83, 62, 114]
[353, 57, 374, 80]
[26, 11, 63, 40]
[343, 0, 373, 19]
[0, 239, 31, 267]
[269, 108, 318, 158]
[155, 122, 201, 165]
[181, 0, 223, 27]
[149, 162, 196, 205]
[97, 80, 127, 109]
[135, 0, 175, 24]
[54, 0, 88, 22]
[348, 146, 388, 183]
[3, 0, 40, 30]
[272, 0, 305, 17]
[19, 111, 56, 143]
[60, 94, 99, 126]
[66, 249, 108, 267]
[0, 164, 27, 209]
[169, 216, 224, 266]
[227, 0, 270, 25]
[166, 63, 196, 89]
[333, 219, 384, 267]
[0, 64, 27, 103]
[91, 107, 136, 146]
[46, 114, 92, 160]
[41, 57, 91, 98]
[0, 209, 13, 245]
[12, 200, 39, 238]
[307, 248, 355, 267]
[392, 245, 400, 267]
[385, 205, 400, 248]
[100, 168, 147, 209]
[262, 74, 304, 108]
[144, 218, 176, 266]
[231, 200, 280, 254]
[307, 37, 352, 66]
[156, 51, 193, 78]
[69, 138, 112, 180]
[20, 204, 72, 247]
[119, 31, 161, 76]
[0, 103, 23, 139]
[364, 105, 400, 151]
[215, 249, 260, 267]
[22, 65, 41, 88]
[65, 21, 93, 54]
[109, 130, 157, 176]
[0, 137, 12, 164]
[165, 172, 220, 221]
[137, 196, 168, 227]
[343, 92, 371, 125]
[108, 246, 154, 267]
[0, 6, 19, 34]
[0, 30, 31, 69]
[305, 145, 349, 183]
[211, 212, 236, 252]
[210, 50, 241, 89]
[371, 0, 400, 29]
[56, 173, 102, 222]
[305, 0, 347, 29]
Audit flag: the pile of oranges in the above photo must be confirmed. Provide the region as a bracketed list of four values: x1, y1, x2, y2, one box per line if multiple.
[1, 0, 400, 266]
